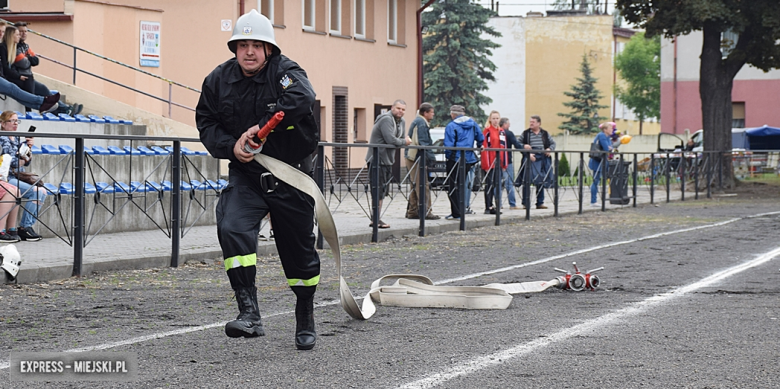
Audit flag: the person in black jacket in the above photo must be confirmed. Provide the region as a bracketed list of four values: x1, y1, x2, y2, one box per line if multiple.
[196, 10, 320, 351]
[0, 26, 59, 112]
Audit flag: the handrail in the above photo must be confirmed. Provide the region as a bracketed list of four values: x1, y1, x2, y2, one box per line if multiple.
[1, 19, 201, 116]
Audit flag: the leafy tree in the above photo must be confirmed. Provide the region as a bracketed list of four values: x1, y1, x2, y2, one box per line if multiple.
[422, 0, 501, 126]
[614, 32, 660, 135]
[558, 55, 608, 135]
[618, 0, 780, 187]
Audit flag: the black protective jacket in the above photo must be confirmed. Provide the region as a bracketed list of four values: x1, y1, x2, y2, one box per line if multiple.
[196, 54, 318, 176]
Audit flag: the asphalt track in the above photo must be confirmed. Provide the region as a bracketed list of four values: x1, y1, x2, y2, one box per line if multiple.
[2, 200, 780, 388]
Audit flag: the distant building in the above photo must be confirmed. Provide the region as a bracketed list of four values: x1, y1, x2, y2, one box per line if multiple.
[660, 32, 780, 135]
[482, 13, 659, 136]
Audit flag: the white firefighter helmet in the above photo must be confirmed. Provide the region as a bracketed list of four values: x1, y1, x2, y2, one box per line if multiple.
[0, 244, 21, 280]
[228, 9, 280, 55]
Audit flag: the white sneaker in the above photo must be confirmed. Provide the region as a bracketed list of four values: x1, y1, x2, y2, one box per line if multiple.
[589, 203, 601, 208]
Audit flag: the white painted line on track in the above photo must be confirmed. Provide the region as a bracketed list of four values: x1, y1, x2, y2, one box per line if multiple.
[397, 245, 780, 389]
[1, 212, 778, 371]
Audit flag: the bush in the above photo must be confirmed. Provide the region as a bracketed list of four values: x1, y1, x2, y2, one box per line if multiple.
[558, 154, 571, 177]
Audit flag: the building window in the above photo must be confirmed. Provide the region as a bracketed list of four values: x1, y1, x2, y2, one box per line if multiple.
[303, 0, 316, 30]
[732, 102, 745, 128]
[354, 0, 365, 38]
[353, 108, 366, 142]
[260, 0, 274, 24]
[387, 0, 397, 44]
[330, 0, 341, 34]
[721, 29, 738, 58]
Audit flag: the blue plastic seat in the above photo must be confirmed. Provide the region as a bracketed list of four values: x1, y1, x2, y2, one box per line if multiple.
[150, 146, 169, 155]
[58, 113, 76, 122]
[130, 181, 148, 193]
[114, 182, 131, 193]
[107, 146, 127, 155]
[59, 183, 74, 195]
[27, 112, 44, 121]
[43, 182, 58, 194]
[161, 180, 173, 191]
[14, 111, 25, 118]
[118, 119, 133, 125]
[137, 146, 156, 155]
[95, 182, 115, 194]
[43, 113, 60, 121]
[180, 146, 197, 156]
[85, 148, 95, 155]
[31, 145, 42, 154]
[147, 181, 165, 192]
[49, 90, 59, 95]
[84, 182, 97, 194]
[190, 180, 206, 191]
[59, 145, 74, 154]
[87, 115, 106, 123]
[122, 146, 141, 155]
[40, 145, 61, 154]
[217, 179, 228, 190]
[103, 116, 120, 124]
[92, 145, 111, 155]
[179, 180, 192, 191]
[74, 114, 91, 122]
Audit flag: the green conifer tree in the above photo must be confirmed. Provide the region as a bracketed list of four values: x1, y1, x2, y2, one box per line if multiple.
[557, 55, 607, 135]
[422, 0, 501, 126]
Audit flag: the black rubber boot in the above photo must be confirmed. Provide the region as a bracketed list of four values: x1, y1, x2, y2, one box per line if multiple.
[292, 286, 316, 350]
[225, 287, 265, 338]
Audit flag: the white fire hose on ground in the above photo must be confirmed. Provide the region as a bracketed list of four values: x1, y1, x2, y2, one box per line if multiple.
[255, 154, 603, 320]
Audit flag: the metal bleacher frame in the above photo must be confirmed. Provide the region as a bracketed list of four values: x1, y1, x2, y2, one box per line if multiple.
[5, 130, 222, 276]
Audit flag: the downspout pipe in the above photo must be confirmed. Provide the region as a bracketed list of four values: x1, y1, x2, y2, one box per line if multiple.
[240, 0, 245, 17]
[418, 0, 436, 107]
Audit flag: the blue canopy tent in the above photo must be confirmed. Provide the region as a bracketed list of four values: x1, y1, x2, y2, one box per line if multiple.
[745, 125, 780, 151]
[731, 129, 748, 149]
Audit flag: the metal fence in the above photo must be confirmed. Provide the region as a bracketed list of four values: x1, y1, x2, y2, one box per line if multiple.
[9, 131, 777, 276]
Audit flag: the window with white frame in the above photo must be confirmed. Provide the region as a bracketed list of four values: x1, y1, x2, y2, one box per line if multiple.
[353, 0, 365, 38]
[260, 0, 274, 24]
[303, 0, 315, 30]
[387, 0, 397, 43]
[330, 0, 341, 34]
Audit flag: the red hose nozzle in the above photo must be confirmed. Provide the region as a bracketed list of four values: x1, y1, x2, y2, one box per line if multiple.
[245, 111, 285, 152]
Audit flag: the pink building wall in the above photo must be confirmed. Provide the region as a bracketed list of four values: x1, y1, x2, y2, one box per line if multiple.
[661, 79, 780, 134]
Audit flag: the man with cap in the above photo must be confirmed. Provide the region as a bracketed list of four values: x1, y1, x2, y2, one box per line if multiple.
[196, 10, 321, 350]
[443, 105, 484, 220]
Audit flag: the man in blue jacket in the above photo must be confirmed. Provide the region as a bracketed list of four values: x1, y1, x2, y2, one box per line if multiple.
[443, 105, 484, 220]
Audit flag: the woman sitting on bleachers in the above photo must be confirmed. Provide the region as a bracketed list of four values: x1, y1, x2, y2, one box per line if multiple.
[0, 112, 21, 242]
[0, 26, 59, 113]
[0, 110, 46, 241]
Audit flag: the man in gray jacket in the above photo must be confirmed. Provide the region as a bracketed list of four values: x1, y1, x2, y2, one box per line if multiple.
[365, 99, 411, 228]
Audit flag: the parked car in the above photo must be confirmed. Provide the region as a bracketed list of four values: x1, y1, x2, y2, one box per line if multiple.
[428, 127, 482, 190]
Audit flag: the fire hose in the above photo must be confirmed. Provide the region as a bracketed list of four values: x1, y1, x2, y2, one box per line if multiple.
[253, 136, 603, 320]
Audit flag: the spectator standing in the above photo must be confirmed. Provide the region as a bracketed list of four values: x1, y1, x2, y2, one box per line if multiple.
[196, 10, 321, 350]
[589, 122, 614, 207]
[404, 102, 439, 220]
[519, 115, 556, 209]
[481, 110, 507, 214]
[501, 117, 523, 209]
[443, 105, 484, 220]
[0, 111, 47, 241]
[365, 100, 411, 229]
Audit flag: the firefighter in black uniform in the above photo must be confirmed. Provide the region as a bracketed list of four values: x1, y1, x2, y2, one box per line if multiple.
[196, 10, 320, 350]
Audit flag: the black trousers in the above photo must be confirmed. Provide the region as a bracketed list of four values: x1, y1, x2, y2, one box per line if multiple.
[445, 159, 473, 218]
[217, 167, 320, 290]
[483, 168, 501, 210]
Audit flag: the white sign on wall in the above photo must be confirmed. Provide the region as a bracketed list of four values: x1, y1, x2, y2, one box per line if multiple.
[221, 19, 232, 32]
[140, 21, 161, 67]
